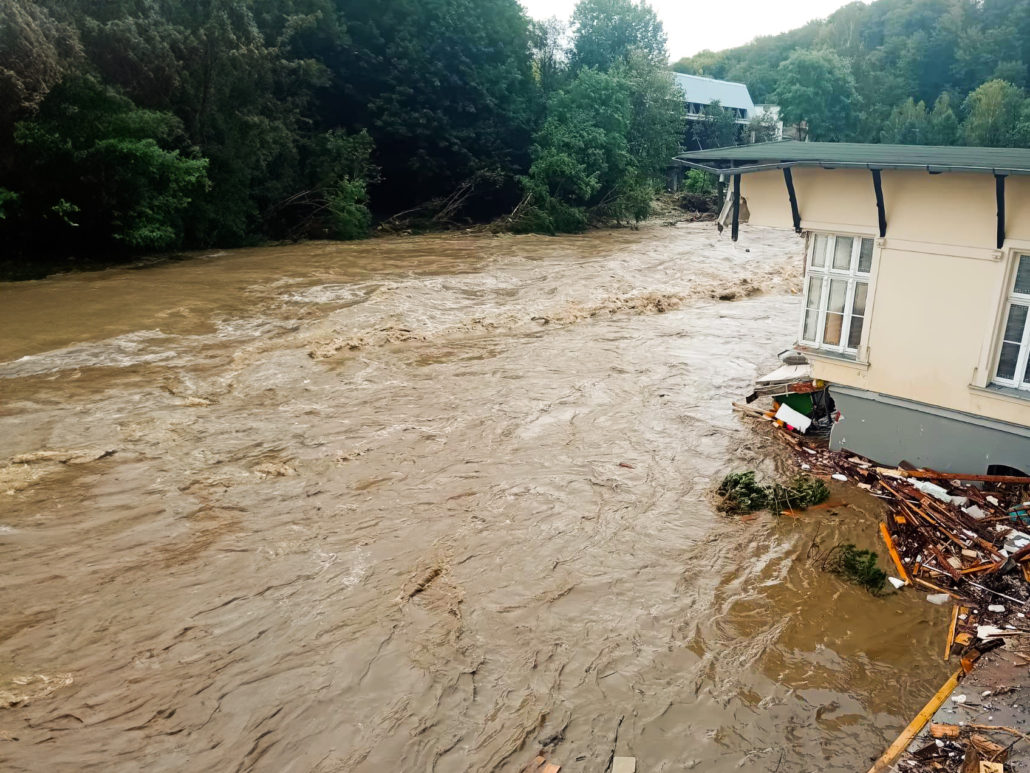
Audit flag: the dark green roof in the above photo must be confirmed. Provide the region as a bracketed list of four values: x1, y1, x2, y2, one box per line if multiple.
[676, 141, 1030, 175]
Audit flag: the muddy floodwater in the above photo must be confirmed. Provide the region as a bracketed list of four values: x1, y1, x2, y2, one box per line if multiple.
[0, 223, 951, 772]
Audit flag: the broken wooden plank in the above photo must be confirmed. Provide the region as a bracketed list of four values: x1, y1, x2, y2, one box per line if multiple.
[880, 522, 910, 584]
[945, 604, 959, 661]
[905, 470, 1030, 485]
[912, 576, 965, 600]
[866, 668, 964, 773]
[930, 723, 961, 739]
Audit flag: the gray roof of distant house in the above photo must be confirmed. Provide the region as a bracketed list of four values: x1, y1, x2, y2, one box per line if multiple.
[672, 73, 755, 112]
[675, 140, 1030, 175]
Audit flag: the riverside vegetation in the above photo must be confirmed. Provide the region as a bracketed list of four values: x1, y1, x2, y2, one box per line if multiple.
[5, 0, 1030, 279]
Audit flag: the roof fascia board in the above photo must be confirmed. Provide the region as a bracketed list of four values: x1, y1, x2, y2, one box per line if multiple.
[672, 158, 1030, 176]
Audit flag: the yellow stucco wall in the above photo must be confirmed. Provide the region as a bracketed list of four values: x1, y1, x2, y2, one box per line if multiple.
[739, 168, 1030, 428]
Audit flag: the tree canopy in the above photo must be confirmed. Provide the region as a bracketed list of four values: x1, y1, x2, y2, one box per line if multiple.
[0, 0, 692, 275]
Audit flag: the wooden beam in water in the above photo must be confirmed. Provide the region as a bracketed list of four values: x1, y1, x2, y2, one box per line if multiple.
[866, 668, 964, 773]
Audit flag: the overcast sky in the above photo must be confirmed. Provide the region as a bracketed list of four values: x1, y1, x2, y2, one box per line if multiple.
[519, 0, 872, 61]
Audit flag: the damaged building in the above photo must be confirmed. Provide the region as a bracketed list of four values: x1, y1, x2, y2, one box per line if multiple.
[676, 141, 1030, 475]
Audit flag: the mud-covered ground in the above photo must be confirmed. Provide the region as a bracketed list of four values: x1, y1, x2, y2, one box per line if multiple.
[0, 223, 950, 772]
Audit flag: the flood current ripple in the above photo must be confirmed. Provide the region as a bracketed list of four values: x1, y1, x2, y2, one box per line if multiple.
[0, 224, 951, 771]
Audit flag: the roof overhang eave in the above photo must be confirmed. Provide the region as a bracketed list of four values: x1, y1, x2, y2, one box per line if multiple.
[671, 158, 1030, 176]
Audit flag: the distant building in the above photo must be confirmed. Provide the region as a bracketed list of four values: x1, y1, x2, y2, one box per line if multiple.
[672, 73, 755, 125]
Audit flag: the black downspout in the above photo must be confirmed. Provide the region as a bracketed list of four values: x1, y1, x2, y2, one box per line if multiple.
[996, 174, 1007, 250]
[731, 173, 741, 242]
[871, 169, 887, 238]
[783, 168, 801, 233]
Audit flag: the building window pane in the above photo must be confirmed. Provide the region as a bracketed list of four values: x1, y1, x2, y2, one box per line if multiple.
[812, 234, 828, 268]
[998, 342, 1020, 381]
[827, 278, 847, 314]
[852, 282, 868, 316]
[1015, 255, 1030, 296]
[833, 236, 853, 270]
[802, 276, 822, 342]
[858, 238, 874, 273]
[822, 279, 848, 345]
[847, 314, 864, 349]
[1003, 303, 1027, 345]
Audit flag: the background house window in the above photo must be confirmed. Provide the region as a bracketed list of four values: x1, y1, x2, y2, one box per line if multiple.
[993, 254, 1030, 391]
[799, 234, 874, 354]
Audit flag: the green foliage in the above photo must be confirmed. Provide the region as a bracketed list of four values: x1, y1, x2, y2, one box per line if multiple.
[962, 79, 1028, 147]
[824, 543, 889, 595]
[716, 471, 770, 514]
[881, 97, 930, 144]
[335, 0, 538, 213]
[769, 475, 830, 511]
[684, 169, 716, 196]
[518, 47, 681, 233]
[746, 110, 781, 144]
[927, 93, 961, 145]
[0, 188, 17, 219]
[773, 49, 860, 141]
[717, 471, 829, 514]
[13, 76, 208, 250]
[672, 0, 1030, 147]
[570, 0, 667, 72]
[0, 0, 80, 128]
[326, 179, 372, 240]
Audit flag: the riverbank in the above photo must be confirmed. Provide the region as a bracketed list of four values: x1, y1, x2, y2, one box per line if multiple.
[0, 193, 718, 283]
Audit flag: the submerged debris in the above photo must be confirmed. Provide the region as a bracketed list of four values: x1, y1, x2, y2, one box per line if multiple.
[770, 475, 830, 511]
[716, 471, 769, 514]
[716, 471, 829, 515]
[821, 543, 889, 594]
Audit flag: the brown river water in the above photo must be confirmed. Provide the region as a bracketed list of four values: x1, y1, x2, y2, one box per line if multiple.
[0, 223, 950, 772]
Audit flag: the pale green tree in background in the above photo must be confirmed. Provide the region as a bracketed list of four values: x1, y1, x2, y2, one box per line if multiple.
[962, 79, 1027, 146]
[570, 0, 667, 71]
[772, 49, 860, 141]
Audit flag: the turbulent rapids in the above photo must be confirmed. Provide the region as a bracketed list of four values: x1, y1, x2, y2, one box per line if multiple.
[0, 223, 951, 772]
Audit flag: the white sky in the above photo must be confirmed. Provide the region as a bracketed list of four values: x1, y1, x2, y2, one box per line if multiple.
[519, 0, 873, 60]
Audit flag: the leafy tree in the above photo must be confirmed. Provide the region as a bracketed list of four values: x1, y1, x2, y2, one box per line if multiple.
[518, 51, 680, 233]
[11, 76, 207, 252]
[746, 109, 780, 144]
[772, 49, 860, 141]
[0, 0, 81, 130]
[333, 0, 538, 215]
[569, 0, 667, 72]
[880, 97, 930, 143]
[622, 51, 684, 177]
[529, 17, 570, 96]
[962, 79, 1027, 146]
[926, 92, 960, 144]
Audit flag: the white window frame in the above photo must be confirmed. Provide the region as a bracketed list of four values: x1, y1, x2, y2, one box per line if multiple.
[992, 253, 1030, 391]
[798, 232, 874, 355]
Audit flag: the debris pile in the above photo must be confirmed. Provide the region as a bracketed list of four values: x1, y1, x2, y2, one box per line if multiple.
[761, 425, 1030, 773]
[906, 722, 1021, 772]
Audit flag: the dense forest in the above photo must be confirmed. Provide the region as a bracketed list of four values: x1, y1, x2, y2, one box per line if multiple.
[5, 0, 1030, 278]
[0, 0, 685, 277]
[675, 0, 1030, 145]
